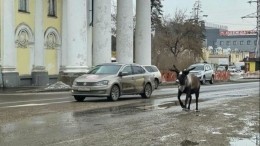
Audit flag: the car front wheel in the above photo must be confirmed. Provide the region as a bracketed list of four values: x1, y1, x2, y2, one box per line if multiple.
[201, 76, 206, 85]
[74, 96, 85, 102]
[141, 83, 152, 98]
[154, 79, 159, 89]
[107, 85, 120, 101]
[209, 76, 214, 84]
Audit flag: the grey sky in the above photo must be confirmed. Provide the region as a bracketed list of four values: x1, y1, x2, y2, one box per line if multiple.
[161, 0, 258, 31]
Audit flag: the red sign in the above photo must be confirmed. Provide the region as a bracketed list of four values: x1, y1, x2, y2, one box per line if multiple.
[219, 30, 257, 36]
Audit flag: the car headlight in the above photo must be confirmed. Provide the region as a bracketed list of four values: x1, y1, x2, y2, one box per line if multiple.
[95, 80, 109, 86]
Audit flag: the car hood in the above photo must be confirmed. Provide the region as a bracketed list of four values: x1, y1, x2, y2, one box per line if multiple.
[75, 74, 116, 82]
[189, 71, 201, 74]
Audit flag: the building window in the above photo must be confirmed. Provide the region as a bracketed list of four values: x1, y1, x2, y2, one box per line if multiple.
[240, 41, 244, 45]
[247, 40, 251, 45]
[226, 41, 230, 46]
[19, 0, 29, 12]
[48, 0, 56, 17]
[220, 41, 224, 45]
[233, 41, 237, 45]
[254, 40, 257, 45]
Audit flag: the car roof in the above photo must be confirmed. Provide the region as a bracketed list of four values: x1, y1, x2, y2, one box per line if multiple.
[98, 63, 123, 66]
[142, 65, 158, 67]
[98, 63, 142, 66]
[190, 63, 207, 66]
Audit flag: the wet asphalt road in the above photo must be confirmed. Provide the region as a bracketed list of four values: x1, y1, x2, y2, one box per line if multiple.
[0, 81, 259, 146]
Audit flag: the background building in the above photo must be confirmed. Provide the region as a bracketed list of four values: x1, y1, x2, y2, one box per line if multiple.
[203, 22, 258, 71]
[1, 0, 63, 87]
[0, 0, 152, 87]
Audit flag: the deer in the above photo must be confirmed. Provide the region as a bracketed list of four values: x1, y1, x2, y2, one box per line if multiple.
[169, 65, 201, 112]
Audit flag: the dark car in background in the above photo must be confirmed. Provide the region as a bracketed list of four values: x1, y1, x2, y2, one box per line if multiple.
[71, 63, 155, 102]
[188, 63, 215, 84]
[143, 65, 162, 89]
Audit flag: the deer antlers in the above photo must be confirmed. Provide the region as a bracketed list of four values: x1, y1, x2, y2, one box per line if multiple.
[169, 65, 180, 75]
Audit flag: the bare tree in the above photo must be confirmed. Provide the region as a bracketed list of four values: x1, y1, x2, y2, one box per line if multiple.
[162, 10, 204, 58]
[152, 10, 205, 70]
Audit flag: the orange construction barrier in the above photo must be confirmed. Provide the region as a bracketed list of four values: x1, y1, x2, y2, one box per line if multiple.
[161, 71, 177, 82]
[214, 71, 230, 81]
[160, 70, 231, 82]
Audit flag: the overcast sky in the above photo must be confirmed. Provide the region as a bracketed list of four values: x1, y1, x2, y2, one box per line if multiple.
[161, 0, 258, 31]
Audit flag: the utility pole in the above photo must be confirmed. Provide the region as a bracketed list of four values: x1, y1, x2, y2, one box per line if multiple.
[257, 0, 260, 58]
[191, 0, 202, 23]
[242, 0, 259, 58]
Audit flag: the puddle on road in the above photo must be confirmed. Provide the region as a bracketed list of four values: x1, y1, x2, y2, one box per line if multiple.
[230, 135, 260, 146]
[136, 98, 210, 111]
[73, 98, 211, 118]
[225, 94, 249, 97]
[180, 139, 199, 146]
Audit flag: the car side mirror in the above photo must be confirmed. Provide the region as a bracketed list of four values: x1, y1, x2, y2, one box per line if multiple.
[119, 72, 128, 76]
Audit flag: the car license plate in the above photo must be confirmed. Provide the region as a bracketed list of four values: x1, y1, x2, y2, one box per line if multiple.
[78, 87, 90, 91]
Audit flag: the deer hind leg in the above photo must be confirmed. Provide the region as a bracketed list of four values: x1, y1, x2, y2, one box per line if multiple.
[195, 92, 199, 112]
[187, 94, 192, 110]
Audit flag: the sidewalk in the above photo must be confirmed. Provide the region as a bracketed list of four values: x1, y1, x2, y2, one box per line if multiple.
[0, 81, 71, 94]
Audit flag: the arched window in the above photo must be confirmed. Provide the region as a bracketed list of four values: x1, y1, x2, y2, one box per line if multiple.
[44, 27, 61, 49]
[19, 0, 29, 12]
[15, 24, 34, 48]
[48, 0, 56, 17]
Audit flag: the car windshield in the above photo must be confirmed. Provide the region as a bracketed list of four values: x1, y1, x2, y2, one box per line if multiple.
[217, 66, 225, 70]
[188, 65, 204, 71]
[228, 66, 235, 69]
[88, 65, 122, 74]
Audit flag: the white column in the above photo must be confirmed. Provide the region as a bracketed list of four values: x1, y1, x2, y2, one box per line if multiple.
[61, 0, 68, 69]
[1, 0, 16, 72]
[62, 0, 88, 73]
[135, 0, 151, 65]
[87, 0, 93, 67]
[93, 0, 111, 66]
[116, 0, 133, 64]
[33, 0, 45, 71]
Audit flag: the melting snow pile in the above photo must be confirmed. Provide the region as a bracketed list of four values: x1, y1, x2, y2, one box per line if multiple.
[44, 81, 71, 91]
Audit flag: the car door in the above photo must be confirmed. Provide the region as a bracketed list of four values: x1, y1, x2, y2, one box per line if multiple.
[120, 65, 135, 94]
[132, 65, 146, 93]
[205, 65, 212, 80]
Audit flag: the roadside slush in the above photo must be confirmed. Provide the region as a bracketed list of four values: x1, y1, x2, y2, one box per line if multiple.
[152, 95, 260, 146]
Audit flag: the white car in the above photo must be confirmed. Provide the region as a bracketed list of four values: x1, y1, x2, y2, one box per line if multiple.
[143, 65, 162, 89]
[188, 63, 215, 85]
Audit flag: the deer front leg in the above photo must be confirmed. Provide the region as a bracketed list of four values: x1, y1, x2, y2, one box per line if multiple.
[184, 94, 191, 110]
[177, 91, 185, 108]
